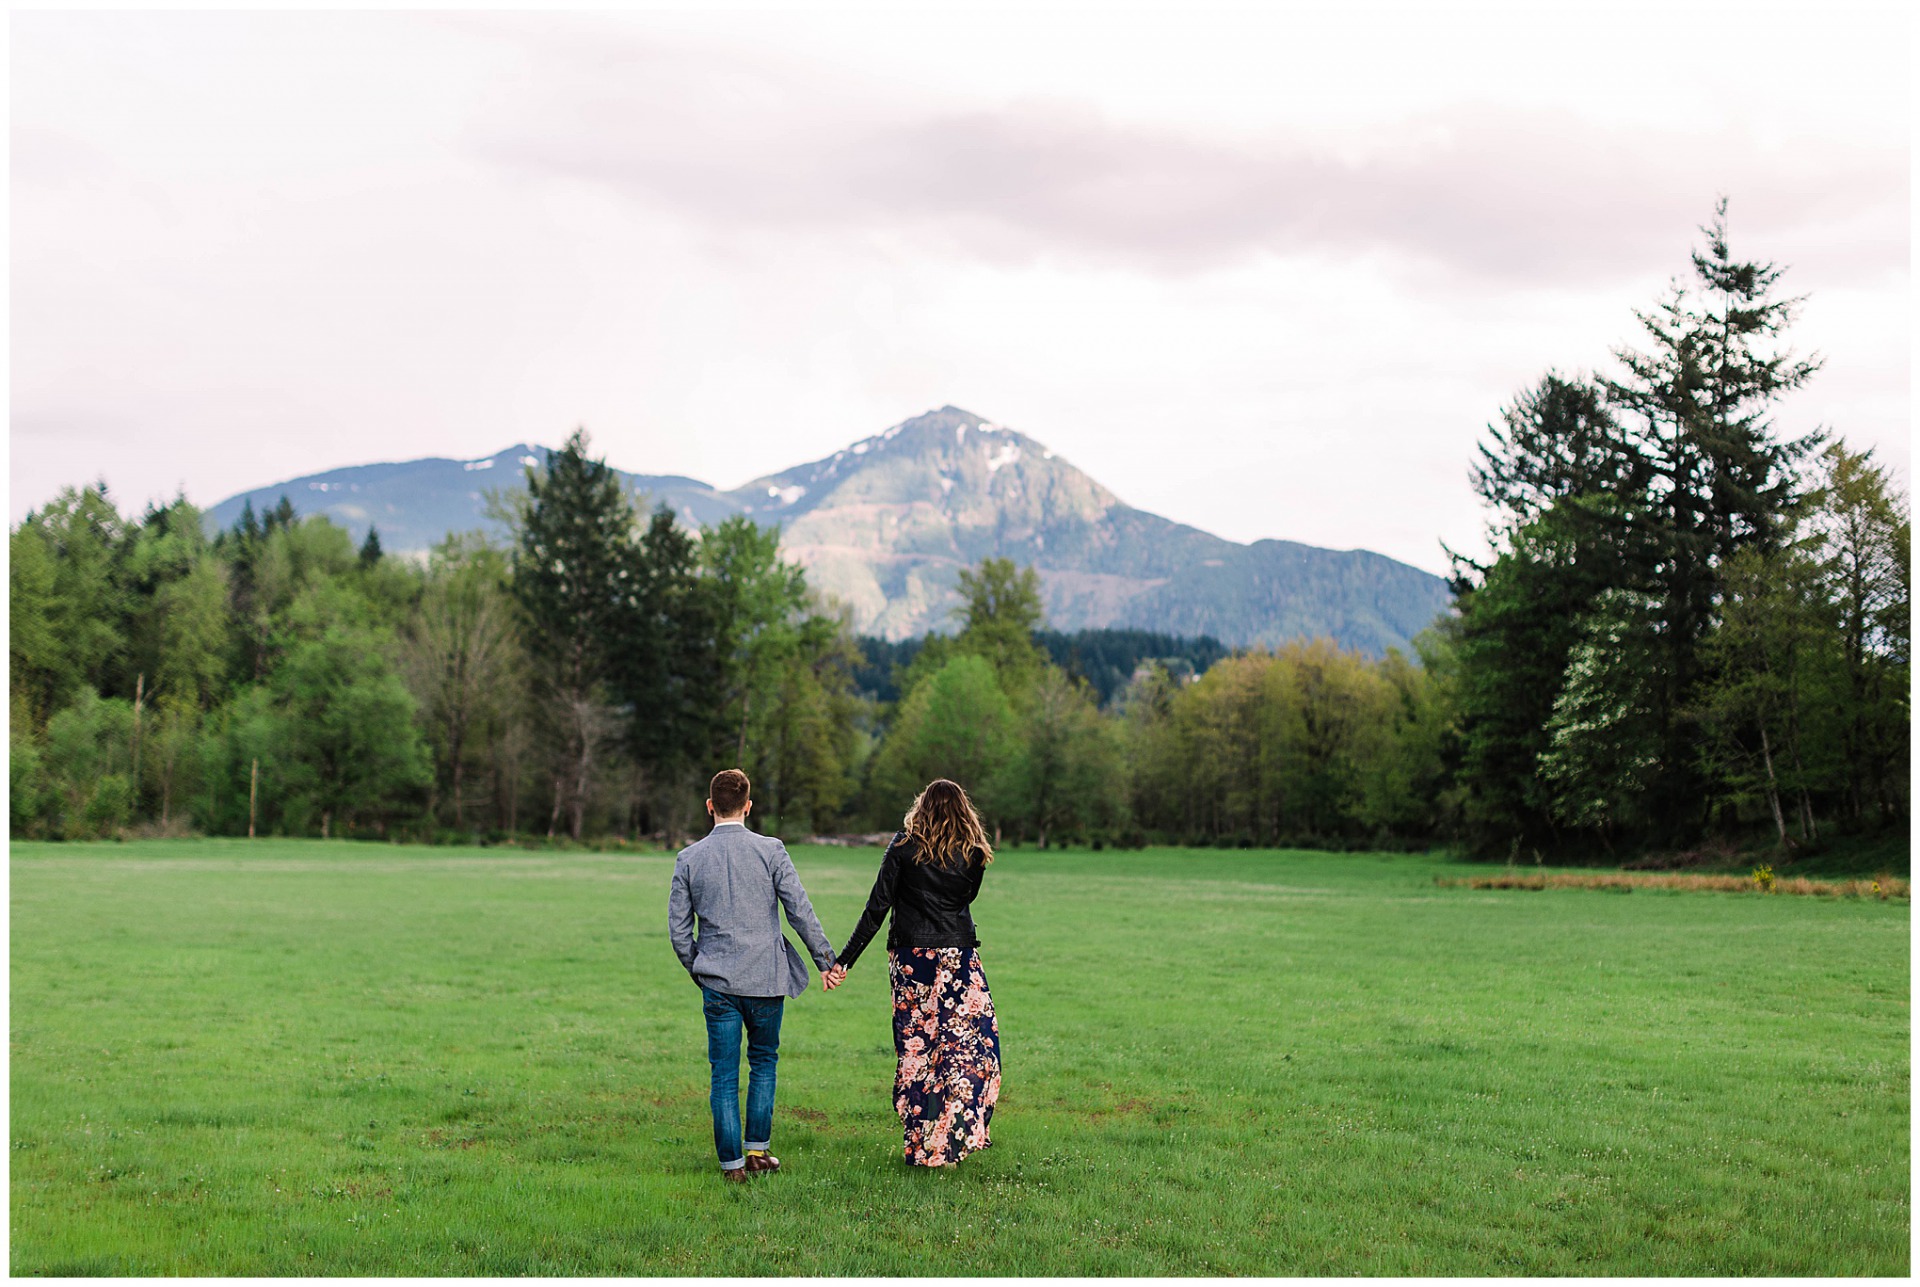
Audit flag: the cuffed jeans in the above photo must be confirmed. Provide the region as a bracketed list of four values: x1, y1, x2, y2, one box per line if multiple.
[701, 987, 783, 1169]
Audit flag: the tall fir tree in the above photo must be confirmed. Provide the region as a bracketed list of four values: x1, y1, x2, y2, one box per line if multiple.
[511, 429, 640, 839]
[1602, 198, 1823, 837]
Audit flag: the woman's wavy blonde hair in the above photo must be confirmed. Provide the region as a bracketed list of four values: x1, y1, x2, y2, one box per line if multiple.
[902, 779, 994, 871]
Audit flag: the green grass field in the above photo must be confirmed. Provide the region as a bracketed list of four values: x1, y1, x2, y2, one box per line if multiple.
[10, 840, 1909, 1275]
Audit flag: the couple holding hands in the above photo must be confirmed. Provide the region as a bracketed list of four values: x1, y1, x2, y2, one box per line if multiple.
[667, 770, 1001, 1180]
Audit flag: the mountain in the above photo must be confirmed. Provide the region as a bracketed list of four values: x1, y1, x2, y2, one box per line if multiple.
[203, 408, 1452, 655]
[202, 444, 745, 555]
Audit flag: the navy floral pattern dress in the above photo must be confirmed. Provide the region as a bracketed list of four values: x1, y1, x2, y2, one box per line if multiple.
[888, 946, 1001, 1166]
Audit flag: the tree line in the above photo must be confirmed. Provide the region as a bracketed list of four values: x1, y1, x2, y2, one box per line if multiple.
[10, 437, 866, 843]
[1440, 201, 1908, 855]
[9, 203, 1907, 856]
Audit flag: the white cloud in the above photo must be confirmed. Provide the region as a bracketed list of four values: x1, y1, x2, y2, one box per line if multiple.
[8, 6, 1909, 577]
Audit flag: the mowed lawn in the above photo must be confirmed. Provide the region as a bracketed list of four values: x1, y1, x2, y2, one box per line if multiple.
[9, 840, 1909, 1276]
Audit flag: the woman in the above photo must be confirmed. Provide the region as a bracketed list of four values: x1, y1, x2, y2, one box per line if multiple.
[826, 779, 1001, 1168]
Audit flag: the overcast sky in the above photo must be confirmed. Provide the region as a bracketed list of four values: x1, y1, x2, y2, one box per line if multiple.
[11, 4, 1909, 574]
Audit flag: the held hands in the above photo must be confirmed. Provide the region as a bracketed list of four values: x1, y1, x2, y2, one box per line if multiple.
[821, 963, 849, 991]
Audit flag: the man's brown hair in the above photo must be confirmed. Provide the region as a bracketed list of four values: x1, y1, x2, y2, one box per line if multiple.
[709, 768, 751, 818]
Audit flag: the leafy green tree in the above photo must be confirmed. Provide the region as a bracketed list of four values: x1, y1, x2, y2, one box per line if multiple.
[10, 522, 62, 725]
[755, 611, 866, 836]
[116, 498, 211, 699]
[866, 654, 1016, 829]
[1806, 443, 1910, 824]
[1148, 651, 1278, 842]
[155, 556, 232, 711]
[142, 695, 202, 830]
[401, 534, 523, 830]
[39, 689, 137, 838]
[1001, 667, 1125, 846]
[1359, 642, 1458, 837]
[25, 486, 127, 706]
[1281, 640, 1404, 839]
[1538, 589, 1665, 841]
[10, 691, 48, 835]
[700, 516, 809, 764]
[1696, 540, 1835, 844]
[196, 684, 289, 835]
[953, 558, 1048, 694]
[263, 622, 433, 836]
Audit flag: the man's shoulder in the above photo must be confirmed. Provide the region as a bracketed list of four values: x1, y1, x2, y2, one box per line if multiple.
[679, 826, 783, 860]
[676, 831, 722, 864]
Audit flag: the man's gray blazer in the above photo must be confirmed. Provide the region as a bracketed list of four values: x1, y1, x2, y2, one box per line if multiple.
[668, 822, 837, 999]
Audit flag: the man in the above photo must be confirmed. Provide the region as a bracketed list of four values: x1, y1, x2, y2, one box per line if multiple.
[668, 768, 838, 1183]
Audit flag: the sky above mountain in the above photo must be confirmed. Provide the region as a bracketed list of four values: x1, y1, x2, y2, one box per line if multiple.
[11, 4, 1908, 575]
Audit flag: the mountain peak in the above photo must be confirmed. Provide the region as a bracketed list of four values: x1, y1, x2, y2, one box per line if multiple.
[729, 406, 1119, 529]
[201, 409, 1450, 652]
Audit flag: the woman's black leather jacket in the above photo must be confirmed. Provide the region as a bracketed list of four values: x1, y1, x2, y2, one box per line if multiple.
[835, 830, 986, 969]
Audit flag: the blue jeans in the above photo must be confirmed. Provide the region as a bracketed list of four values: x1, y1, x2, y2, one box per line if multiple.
[701, 987, 783, 1168]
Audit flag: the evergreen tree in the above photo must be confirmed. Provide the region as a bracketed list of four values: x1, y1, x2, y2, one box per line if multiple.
[618, 506, 722, 835]
[1602, 199, 1823, 836]
[511, 429, 639, 839]
[359, 526, 384, 568]
[1450, 504, 1630, 849]
[1470, 372, 1647, 534]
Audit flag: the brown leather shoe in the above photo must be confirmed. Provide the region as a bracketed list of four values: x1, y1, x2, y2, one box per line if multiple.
[721, 1166, 750, 1183]
[744, 1153, 782, 1174]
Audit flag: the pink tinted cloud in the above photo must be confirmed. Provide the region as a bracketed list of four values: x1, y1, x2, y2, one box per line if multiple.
[473, 38, 1906, 285]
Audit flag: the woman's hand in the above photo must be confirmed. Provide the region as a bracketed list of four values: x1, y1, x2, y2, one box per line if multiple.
[822, 964, 849, 990]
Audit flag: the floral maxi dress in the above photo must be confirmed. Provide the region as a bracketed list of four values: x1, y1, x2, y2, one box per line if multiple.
[888, 946, 1001, 1166]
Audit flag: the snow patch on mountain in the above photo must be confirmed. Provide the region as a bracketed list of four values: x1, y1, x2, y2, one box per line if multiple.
[986, 443, 1021, 473]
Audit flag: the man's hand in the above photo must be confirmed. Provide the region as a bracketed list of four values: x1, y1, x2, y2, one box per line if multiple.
[822, 964, 849, 991]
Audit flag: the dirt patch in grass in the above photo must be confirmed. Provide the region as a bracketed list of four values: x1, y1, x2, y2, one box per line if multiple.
[1441, 871, 1909, 898]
